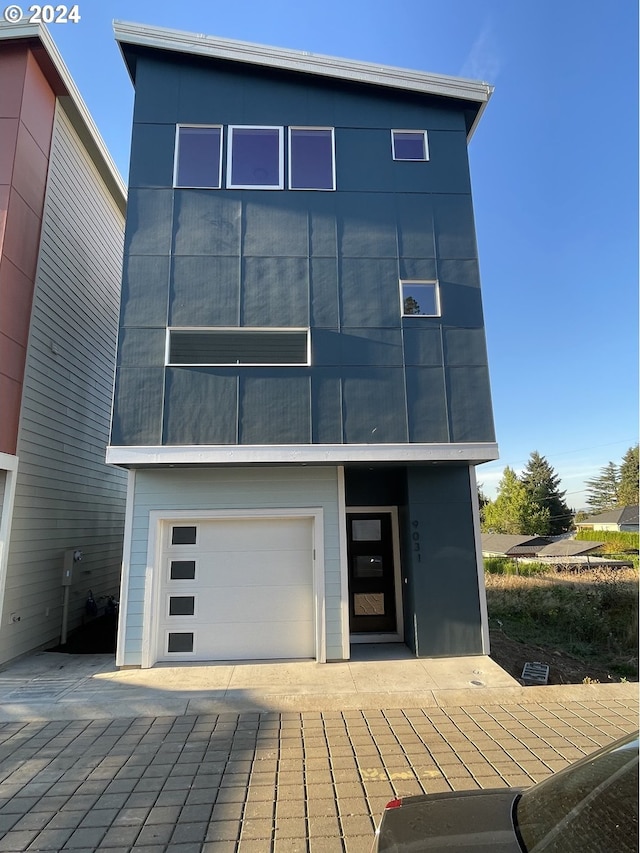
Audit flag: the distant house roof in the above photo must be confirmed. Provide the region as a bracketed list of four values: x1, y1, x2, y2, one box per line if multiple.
[481, 534, 603, 558]
[113, 20, 493, 140]
[576, 506, 639, 527]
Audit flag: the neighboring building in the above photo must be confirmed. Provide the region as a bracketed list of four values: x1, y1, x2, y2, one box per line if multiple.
[575, 506, 639, 533]
[109, 22, 499, 668]
[0, 23, 127, 665]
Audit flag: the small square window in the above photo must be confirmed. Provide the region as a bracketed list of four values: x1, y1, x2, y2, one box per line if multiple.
[171, 526, 197, 545]
[392, 130, 429, 161]
[227, 126, 283, 189]
[170, 560, 196, 580]
[167, 632, 194, 653]
[289, 128, 335, 190]
[401, 281, 440, 317]
[174, 126, 222, 188]
[169, 596, 195, 616]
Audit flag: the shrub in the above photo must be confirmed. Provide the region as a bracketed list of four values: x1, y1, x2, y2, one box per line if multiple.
[575, 529, 639, 551]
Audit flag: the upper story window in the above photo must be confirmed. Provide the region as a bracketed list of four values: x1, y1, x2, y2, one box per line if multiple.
[392, 130, 429, 161]
[289, 128, 335, 190]
[167, 328, 310, 366]
[227, 126, 284, 189]
[174, 126, 222, 188]
[401, 281, 440, 317]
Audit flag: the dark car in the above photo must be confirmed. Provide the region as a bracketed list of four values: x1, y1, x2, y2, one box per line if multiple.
[372, 729, 638, 852]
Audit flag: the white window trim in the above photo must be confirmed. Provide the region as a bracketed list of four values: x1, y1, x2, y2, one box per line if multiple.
[400, 279, 440, 317]
[165, 629, 197, 656]
[167, 593, 198, 619]
[168, 558, 198, 583]
[166, 326, 311, 367]
[227, 125, 284, 190]
[288, 126, 336, 191]
[391, 129, 429, 161]
[173, 124, 223, 189]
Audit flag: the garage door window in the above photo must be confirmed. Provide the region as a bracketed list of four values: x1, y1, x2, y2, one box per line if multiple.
[169, 596, 196, 616]
[170, 560, 196, 580]
[171, 526, 197, 545]
[167, 632, 194, 653]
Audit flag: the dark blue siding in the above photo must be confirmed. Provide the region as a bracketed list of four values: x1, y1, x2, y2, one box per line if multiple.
[112, 54, 495, 448]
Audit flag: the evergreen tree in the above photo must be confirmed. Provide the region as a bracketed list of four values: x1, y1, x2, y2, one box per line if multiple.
[618, 444, 639, 507]
[520, 451, 573, 534]
[482, 466, 551, 535]
[585, 461, 620, 513]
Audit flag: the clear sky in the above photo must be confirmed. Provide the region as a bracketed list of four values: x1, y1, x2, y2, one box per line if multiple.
[42, 0, 639, 509]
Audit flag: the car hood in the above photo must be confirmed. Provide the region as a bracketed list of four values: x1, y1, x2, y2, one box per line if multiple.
[373, 788, 523, 852]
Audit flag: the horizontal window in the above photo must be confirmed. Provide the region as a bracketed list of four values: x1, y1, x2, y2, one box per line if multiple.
[169, 560, 196, 581]
[174, 126, 222, 188]
[171, 525, 197, 545]
[169, 596, 196, 617]
[167, 328, 310, 366]
[392, 130, 429, 161]
[289, 128, 335, 190]
[401, 281, 440, 317]
[227, 126, 284, 189]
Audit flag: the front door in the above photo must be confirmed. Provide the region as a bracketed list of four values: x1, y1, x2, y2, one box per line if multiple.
[347, 512, 397, 635]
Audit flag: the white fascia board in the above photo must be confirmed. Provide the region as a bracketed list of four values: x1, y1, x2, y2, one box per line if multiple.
[0, 22, 126, 212]
[106, 442, 499, 466]
[113, 21, 493, 131]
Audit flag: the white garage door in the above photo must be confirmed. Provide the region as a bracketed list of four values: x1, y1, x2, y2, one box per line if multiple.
[157, 516, 315, 661]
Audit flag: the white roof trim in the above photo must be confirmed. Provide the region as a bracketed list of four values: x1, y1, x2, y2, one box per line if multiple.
[106, 442, 499, 466]
[0, 22, 126, 209]
[113, 21, 493, 137]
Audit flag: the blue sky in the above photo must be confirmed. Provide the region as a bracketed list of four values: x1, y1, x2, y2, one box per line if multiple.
[47, 0, 638, 508]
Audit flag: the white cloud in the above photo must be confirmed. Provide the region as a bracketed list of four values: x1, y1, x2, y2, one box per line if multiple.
[460, 22, 501, 82]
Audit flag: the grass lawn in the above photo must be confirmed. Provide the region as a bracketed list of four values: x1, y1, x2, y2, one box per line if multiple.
[484, 568, 638, 683]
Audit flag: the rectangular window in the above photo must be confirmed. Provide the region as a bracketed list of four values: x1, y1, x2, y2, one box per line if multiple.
[227, 126, 283, 189]
[401, 281, 440, 317]
[170, 560, 196, 581]
[169, 596, 196, 616]
[289, 128, 335, 190]
[171, 526, 197, 545]
[167, 632, 194, 653]
[167, 328, 310, 366]
[174, 126, 222, 188]
[392, 130, 429, 161]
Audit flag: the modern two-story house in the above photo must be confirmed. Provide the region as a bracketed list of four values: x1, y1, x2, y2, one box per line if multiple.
[108, 21, 499, 668]
[0, 23, 127, 665]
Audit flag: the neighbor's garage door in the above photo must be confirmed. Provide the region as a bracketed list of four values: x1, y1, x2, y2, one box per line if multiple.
[158, 516, 314, 661]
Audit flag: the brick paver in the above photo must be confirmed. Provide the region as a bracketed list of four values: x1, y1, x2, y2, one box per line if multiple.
[0, 697, 636, 852]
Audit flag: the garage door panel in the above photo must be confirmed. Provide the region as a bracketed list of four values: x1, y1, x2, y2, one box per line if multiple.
[176, 551, 311, 587]
[184, 585, 314, 623]
[197, 518, 311, 551]
[158, 515, 316, 661]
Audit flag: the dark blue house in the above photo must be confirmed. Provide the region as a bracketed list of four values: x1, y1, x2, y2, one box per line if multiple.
[108, 22, 498, 668]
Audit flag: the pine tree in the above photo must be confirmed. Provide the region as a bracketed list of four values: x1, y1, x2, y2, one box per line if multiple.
[585, 462, 620, 513]
[618, 444, 639, 507]
[520, 451, 573, 534]
[482, 466, 551, 535]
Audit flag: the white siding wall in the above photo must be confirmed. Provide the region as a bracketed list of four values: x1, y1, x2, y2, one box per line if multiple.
[122, 466, 343, 665]
[0, 103, 127, 664]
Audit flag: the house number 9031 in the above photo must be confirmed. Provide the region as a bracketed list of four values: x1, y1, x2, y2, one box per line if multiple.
[411, 520, 421, 562]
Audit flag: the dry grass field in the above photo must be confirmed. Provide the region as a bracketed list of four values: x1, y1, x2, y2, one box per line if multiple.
[484, 568, 639, 684]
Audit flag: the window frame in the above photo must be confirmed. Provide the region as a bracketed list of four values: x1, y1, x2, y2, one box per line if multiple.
[288, 126, 336, 191]
[166, 327, 311, 367]
[391, 129, 429, 162]
[167, 594, 197, 618]
[400, 280, 440, 318]
[226, 125, 284, 190]
[173, 124, 223, 189]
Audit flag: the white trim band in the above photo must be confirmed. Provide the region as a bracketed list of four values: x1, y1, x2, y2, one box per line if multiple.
[107, 442, 499, 466]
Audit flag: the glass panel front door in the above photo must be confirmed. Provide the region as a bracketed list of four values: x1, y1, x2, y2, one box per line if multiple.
[347, 512, 396, 634]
